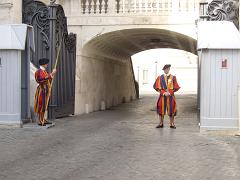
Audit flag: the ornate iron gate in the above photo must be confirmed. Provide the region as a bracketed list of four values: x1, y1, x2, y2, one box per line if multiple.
[22, 0, 77, 119]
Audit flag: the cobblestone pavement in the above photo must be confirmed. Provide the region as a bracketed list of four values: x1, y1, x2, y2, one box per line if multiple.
[0, 94, 240, 180]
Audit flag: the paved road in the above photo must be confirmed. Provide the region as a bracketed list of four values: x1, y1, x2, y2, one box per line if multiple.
[0, 94, 240, 180]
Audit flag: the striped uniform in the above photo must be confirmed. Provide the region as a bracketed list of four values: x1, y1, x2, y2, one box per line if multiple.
[153, 74, 180, 117]
[34, 69, 52, 113]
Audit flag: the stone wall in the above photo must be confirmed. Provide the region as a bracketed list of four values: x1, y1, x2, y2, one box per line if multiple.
[0, 0, 22, 24]
[75, 54, 137, 114]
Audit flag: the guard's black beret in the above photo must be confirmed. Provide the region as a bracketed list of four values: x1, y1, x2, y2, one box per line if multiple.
[162, 64, 171, 70]
[39, 58, 49, 65]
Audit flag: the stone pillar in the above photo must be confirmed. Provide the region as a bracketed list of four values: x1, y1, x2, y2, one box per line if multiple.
[0, 0, 22, 24]
[12, 0, 22, 23]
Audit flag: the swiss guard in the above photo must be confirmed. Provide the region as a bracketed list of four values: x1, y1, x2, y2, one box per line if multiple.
[34, 58, 57, 126]
[153, 64, 180, 129]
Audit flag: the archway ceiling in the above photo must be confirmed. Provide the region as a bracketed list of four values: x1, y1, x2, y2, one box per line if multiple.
[84, 28, 197, 61]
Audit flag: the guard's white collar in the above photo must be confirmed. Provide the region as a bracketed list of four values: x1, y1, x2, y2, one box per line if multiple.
[40, 66, 46, 70]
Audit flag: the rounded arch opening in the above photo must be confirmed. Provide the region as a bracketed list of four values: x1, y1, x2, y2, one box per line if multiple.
[75, 28, 198, 114]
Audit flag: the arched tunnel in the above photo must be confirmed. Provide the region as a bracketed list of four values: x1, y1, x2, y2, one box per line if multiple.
[74, 28, 197, 115]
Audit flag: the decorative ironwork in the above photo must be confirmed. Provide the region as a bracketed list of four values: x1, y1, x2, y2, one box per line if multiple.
[55, 5, 68, 47]
[65, 33, 77, 52]
[23, 0, 50, 51]
[207, 0, 239, 28]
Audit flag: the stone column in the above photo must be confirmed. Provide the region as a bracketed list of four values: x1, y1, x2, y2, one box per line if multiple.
[12, 0, 22, 23]
[0, 0, 22, 24]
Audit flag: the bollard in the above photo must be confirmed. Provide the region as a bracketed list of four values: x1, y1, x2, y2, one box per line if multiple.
[100, 101, 106, 111]
[85, 104, 89, 114]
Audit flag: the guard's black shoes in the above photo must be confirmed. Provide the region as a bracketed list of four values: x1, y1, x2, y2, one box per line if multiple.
[170, 125, 176, 129]
[38, 123, 46, 126]
[156, 124, 164, 128]
[44, 121, 52, 125]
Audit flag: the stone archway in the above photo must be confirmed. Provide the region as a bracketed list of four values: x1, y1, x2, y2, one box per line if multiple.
[74, 28, 197, 115]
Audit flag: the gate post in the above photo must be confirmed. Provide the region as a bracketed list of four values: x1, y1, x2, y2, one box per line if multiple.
[48, 2, 58, 119]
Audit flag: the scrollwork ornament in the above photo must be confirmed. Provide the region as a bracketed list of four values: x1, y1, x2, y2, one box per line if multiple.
[23, 0, 50, 49]
[207, 0, 239, 28]
[55, 5, 68, 48]
[65, 33, 76, 52]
